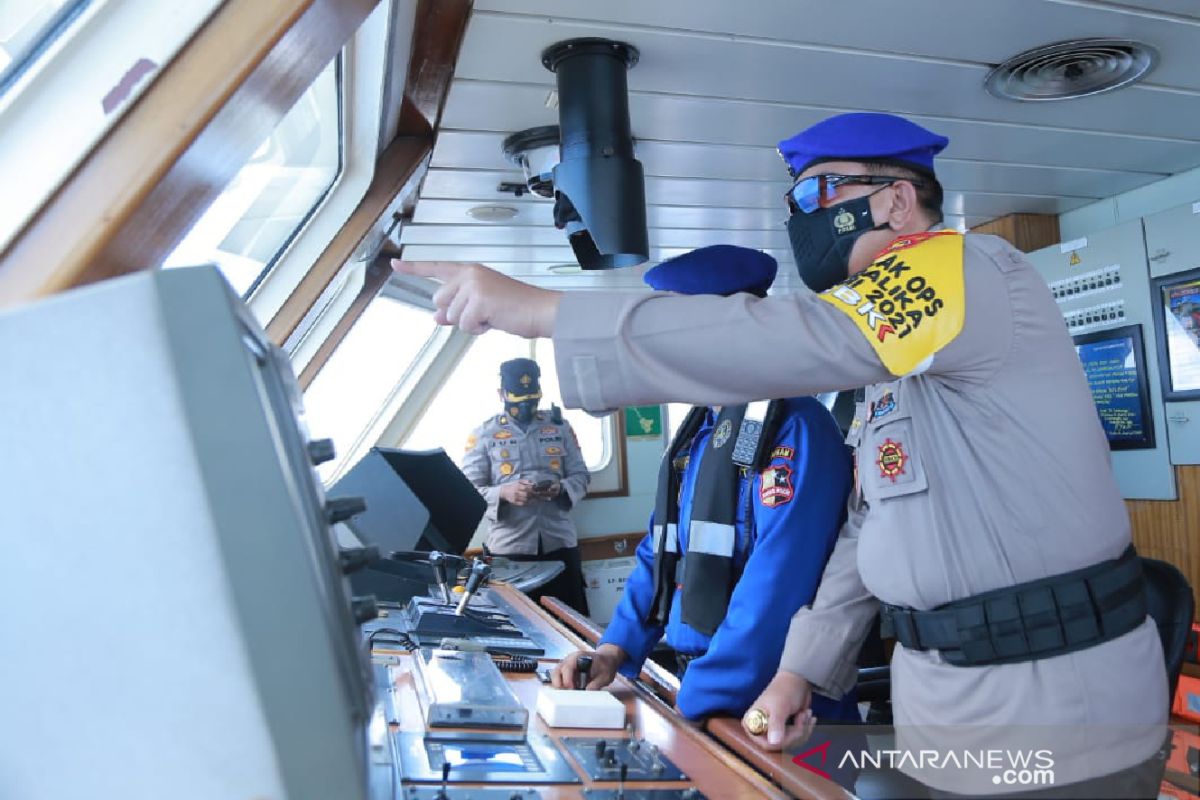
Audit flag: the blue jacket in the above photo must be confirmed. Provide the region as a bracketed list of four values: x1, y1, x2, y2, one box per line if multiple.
[600, 397, 859, 721]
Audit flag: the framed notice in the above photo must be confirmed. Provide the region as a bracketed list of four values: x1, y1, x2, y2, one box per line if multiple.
[1151, 266, 1200, 401]
[1072, 324, 1155, 451]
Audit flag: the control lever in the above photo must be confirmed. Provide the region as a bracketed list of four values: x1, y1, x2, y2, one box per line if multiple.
[428, 551, 453, 605]
[618, 762, 628, 800]
[455, 560, 492, 616]
[575, 655, 593, 690]
[338, 545, 380, 575]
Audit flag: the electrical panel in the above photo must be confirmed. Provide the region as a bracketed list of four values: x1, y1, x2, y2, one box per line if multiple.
[1026, 221, 1176, 499]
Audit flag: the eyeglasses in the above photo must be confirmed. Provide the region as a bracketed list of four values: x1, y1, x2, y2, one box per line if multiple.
[785, 173, 920, 215]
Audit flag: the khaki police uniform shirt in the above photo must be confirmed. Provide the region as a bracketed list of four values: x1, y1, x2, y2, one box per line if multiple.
[461, 409, 590, 556]
[549, 232, 1166, 792]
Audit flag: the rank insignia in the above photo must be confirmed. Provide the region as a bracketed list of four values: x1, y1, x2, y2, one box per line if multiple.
[713, 419, 733, 449]
[494, 431, 513, 440]
[499, 416, 509, 425]
[872, 392, 897, 421]
[464, 434, 477, 451]
[499, 462, 514, 476]
[770, 445, 795, 460]
[549, 459, 561, 471]
[545, 446, 562, 455]
[541, 426, 558, 435]
[760, 464, 795, 507]
[877, 438, 907, 482]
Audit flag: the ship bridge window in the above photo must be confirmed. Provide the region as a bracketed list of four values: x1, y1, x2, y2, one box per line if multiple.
[0, 0, 226, 253]
[302, 295, 437, 483]
[163, 58, 341, 297]
[403, 333, 611, 474]
[0, 0, 91, 95]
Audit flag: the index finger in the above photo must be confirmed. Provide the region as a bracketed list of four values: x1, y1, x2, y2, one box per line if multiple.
[391, 259, 460, 280]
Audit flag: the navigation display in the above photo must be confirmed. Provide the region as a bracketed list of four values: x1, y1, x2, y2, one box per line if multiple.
[1073, 324, 1155, 451]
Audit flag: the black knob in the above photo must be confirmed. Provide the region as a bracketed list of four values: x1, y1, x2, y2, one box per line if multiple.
[325, 496, 366, 524]
[307, 438, 336, 466]
[595, 739, 607, 758]
[351, 595, 378, 624]
[604, 749, 618, 767]
[338, 545, 380, 574]
[575, 655, 593, 690]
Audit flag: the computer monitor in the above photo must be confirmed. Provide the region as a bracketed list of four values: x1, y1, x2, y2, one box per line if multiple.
[1151, 266, 1200, 401]
[329, 447, 486, 556]
[1072, 323, 1155, 451]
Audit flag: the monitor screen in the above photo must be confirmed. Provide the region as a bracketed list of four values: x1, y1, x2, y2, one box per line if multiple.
[329, 447, 485, 556]
[1152, 268, 1200, 400]
[1072, 324, 1155, 451]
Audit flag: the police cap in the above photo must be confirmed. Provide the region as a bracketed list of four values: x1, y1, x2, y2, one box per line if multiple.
[499, 357, 541, 397]
[643, 244, 777, 297]
[777, 112, 949, 178]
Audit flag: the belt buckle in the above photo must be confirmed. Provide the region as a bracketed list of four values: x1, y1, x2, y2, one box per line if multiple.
[882, 605, 920, 648]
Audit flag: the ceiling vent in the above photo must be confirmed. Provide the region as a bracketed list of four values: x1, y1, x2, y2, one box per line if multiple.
[984, 38, 1158, 101]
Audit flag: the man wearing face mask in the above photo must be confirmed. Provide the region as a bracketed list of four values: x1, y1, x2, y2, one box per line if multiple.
[461, 358, 591, 614]
[398, 111, 1166, 799]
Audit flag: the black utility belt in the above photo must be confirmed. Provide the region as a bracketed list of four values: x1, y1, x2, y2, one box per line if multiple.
[880, 545, 1146, 667]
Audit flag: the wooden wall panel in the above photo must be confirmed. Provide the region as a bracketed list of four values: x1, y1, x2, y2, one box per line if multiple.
[970, 213, 1061, 253]
[1127, 465, 1200, 615]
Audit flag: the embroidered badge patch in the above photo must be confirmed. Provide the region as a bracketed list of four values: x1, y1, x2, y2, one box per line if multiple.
[877, 438, 907, 482]
[541, 426, 558, 435]
[771, 445, 795, 460]
[545, 446, 562, 455]
[872, 392, 897, 421]
[760, 464, 795, 507]
[499, 462, 514, 476]
[464, 434, 477, 451]
[549, 459, 561, 471]
[713, 419, 734, 448]
[494, 431, 513, 440]
[817, 230, 965, 376]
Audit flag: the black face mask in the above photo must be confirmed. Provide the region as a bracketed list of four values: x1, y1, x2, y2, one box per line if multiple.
[507, 398, 539, 426]
[786, 194, 891, 293]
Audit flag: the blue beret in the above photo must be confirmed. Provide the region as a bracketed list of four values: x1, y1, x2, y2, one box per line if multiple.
[499, 358, 541, 395]
[777, 112, 949, 178]
[644, 245, 777, 297]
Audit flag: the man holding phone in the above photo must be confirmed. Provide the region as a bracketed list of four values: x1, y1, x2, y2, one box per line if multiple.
[461, 358, 591, 613]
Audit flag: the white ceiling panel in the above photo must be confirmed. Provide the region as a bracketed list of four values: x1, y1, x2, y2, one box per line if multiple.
[441, 80, 1200, 175]
[401, 244, 795, 264]
[401, 224, 794, 250]
[470, 1, 1200, 87]
[456, 14, 1200, 140]
[419, 160, 1149, 206]
[404, 3, 1200, 278]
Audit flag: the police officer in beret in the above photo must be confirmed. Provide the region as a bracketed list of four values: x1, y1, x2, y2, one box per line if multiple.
[551, 246, 861, 736]
[398, 111, 1166, 798]
[461, 358, 591, 614]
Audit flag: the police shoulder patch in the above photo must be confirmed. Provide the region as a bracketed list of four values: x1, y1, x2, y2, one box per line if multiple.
[464, 434, 478, 452]
[818, 230, 965, 377]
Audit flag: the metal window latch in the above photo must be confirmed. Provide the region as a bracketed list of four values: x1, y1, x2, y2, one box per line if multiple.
[1168, 413, 1190, 424]
[1149, 249, 1171, 262]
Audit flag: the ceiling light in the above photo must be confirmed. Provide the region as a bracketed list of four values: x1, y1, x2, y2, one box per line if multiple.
[466, 205, 519, 222]
[985, 38, 1158, 101]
